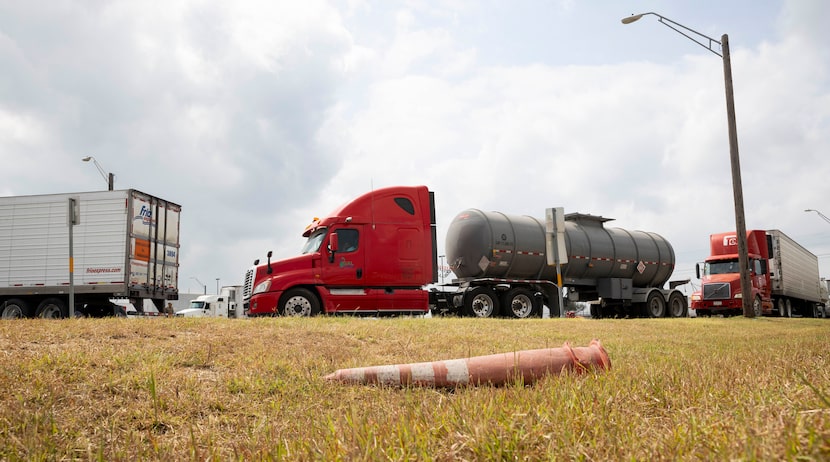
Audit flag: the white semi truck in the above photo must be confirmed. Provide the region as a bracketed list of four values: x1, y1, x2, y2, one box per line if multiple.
[176, 285, 244, 318]
[0, 189, 181, 318]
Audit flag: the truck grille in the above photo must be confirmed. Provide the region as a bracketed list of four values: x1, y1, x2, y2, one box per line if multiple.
[243, 268, 255, 302]
[703, 283, 731, 300]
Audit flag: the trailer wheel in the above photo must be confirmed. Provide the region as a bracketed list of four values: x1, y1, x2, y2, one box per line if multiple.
[279, 288, 321, 317]
[667, 292, 687, 318]
[784, 299, 792, 318]
[1, 299, 30, 319]
[503, 288, 540, 319]
[464, 287, 499, 318]
[644, 292, 666, 318]
[36, 298, 67, 319]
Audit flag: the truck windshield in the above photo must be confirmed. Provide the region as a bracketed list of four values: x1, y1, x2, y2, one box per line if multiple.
[189, 301, 205, 309]
[705, 260, 740, 275]
[301, 228, 327, 254]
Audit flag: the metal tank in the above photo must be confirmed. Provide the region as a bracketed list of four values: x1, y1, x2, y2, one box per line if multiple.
[446, 209, 675, 289]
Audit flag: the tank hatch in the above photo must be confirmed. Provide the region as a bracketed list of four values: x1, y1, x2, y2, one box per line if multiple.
[564, 213, 614, 227]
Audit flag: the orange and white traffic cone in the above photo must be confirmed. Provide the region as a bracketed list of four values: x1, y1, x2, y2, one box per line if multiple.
[324, 339, 610, 387]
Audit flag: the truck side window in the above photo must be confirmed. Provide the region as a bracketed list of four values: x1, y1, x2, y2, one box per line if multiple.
[753, 259, 763, 275]
[394, 197, 415, 215]
[336, 229, 359, 252]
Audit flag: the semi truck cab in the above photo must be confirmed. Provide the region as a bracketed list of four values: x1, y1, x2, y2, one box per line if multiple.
[245, 186, 437, 316]
[692, 230, 772, 316]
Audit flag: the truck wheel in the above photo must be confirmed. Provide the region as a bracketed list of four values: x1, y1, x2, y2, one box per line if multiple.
[777, 299, 786, 317]
[753, 296, 762, 317]
[644, 292, 666, 318]
[464, 287, 499, 318]
[1, 299, 30, 319]
[667, 292, 687, 318]
[279, 288, 321, 317]
[785, 299, 792, 318]
[503, 288, 540, 319]
[36, 298, 67, 319]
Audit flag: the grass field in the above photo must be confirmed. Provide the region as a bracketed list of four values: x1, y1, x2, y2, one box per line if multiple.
[1, 316, 829, 460]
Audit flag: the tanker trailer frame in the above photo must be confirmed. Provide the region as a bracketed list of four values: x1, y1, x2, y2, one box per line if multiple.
[437, 209, 689, 319]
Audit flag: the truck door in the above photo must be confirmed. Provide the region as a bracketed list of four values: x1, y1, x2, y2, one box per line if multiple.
[321, 226, 372, 312]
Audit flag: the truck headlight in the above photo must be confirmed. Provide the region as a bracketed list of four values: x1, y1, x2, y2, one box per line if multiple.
[691, 294, 701, 301]
[252, 279, 271, 295]
[734, 293, 742, 299]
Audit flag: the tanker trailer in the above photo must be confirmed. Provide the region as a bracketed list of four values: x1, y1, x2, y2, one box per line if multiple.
[437, 209, 687, 319]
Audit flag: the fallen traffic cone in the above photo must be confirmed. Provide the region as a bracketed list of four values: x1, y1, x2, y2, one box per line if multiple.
[324, 339, 610, 387]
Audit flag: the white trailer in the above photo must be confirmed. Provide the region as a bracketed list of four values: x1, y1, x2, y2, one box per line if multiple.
[0, 189, 181, 318]
[768, 229, 823, 317]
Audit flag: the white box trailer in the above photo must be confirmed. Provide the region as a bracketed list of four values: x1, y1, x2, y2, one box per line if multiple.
[0, 189, 181, 318]
[768, 229, 823, 316]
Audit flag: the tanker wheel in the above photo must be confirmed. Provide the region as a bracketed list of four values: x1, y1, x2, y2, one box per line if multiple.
[503, 288, 540, 319]
[36, 298, 67, 319]
[2, 299, 30, 319]
[644, 292, 666, 318]
[752, 296, 762, 317]
[464, 287, 499, 318]
[279, 288, 321, 317]
[667, 292, 687, 318]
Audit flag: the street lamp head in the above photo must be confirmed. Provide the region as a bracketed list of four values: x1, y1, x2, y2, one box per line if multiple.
[81, 156, 93, 162]
[805, 209, 815, 212]
[621, 14, 644, 24]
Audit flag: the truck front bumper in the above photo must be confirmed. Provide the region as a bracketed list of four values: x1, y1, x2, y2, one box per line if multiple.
[248, 291, 283, 316]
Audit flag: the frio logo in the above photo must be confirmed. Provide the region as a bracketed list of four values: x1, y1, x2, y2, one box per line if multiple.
[135, 205, 154, 226]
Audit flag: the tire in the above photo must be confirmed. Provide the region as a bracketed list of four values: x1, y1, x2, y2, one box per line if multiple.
[36, 298, 67, 319]
[279, 288, 321, 317]
[785, 299, 792, 318]
[463, 287, 499, 318]
[644, 291, 666, 318]
[752, 296, 762, 317]
[114, 306, 127, 317]
[667, 292, 687, 318]
[1, 299, 30, 319]
[502, 288, 540, 319]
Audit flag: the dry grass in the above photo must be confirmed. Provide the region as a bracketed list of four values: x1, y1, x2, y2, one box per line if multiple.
[1, 316, 829, 461]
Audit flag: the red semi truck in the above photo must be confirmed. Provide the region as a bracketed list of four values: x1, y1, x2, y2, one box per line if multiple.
[244, 185, 687, 318]
[691, 229, 825, 317]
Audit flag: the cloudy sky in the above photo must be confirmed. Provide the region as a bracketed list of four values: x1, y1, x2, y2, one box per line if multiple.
[2, 0, 829, 296]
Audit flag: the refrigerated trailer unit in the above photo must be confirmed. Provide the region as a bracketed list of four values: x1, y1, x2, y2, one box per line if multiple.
[0, 189, 181, 318]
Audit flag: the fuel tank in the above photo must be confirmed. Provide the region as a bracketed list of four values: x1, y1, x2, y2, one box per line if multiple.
[446, 209, 675, 288]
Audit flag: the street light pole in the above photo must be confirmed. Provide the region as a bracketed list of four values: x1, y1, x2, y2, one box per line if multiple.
[191, 276, 207, 295]
[805, 209, 830, 225]
[81, 156, 114, 191]
[622, 12, 754, 317]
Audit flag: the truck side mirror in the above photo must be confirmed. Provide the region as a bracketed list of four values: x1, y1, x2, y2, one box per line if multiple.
[328, 233, 339, 263]
[695, 263, 700, 279]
